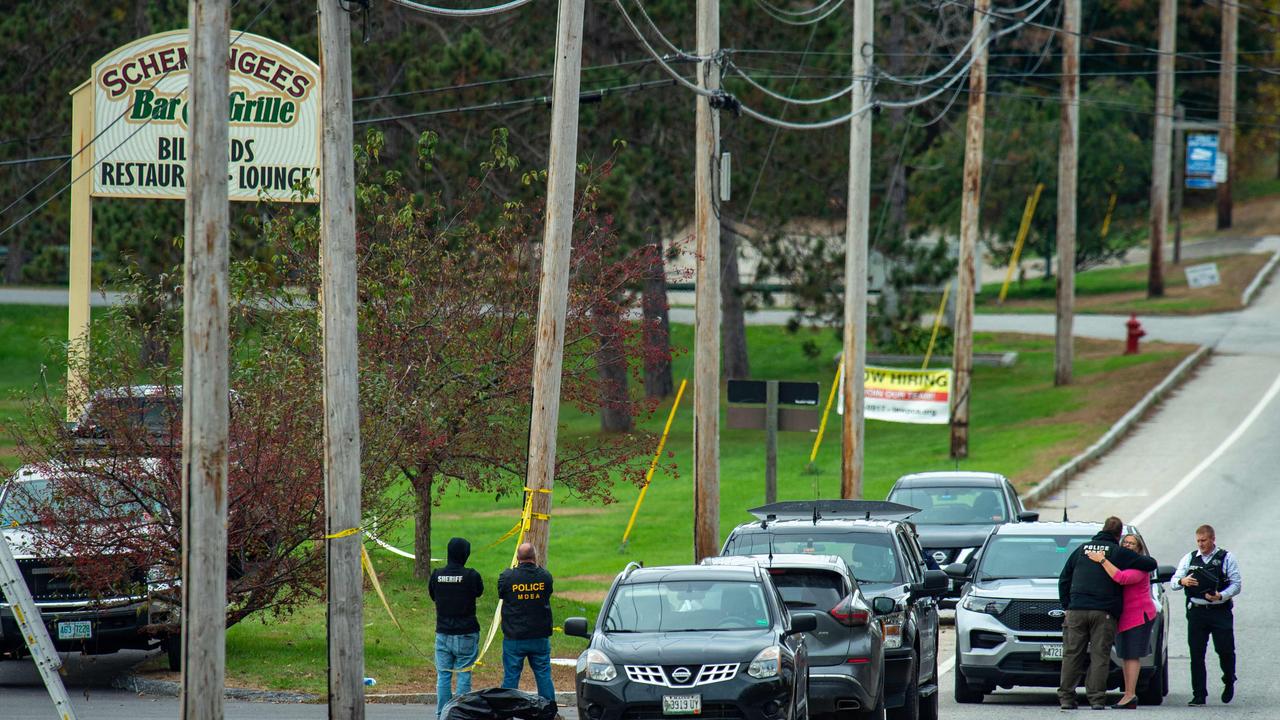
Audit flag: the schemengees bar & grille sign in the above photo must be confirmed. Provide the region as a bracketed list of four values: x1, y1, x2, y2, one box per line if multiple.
[90, 29, 319, 202]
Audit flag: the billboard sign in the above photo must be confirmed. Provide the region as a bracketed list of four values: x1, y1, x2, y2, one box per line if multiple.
[1185, 134, 1218, 190]
[837, 366, 953, 424]
[91, 30, 319, 202]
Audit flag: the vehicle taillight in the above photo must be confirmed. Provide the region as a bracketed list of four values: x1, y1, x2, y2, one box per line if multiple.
[829, 596, 869, 627]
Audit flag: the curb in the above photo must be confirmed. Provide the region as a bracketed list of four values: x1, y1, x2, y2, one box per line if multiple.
[1241, 250, 1280, 307]
[1021, 344, 1213, 509]
[112, 673, 319, 704]
[112, 672, 579, 706]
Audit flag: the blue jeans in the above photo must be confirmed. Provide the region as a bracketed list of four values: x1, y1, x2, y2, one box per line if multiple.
[436, 632, 479, 716]
[501, 636, 555, 701]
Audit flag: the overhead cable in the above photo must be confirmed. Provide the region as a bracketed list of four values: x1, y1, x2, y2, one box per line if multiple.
[752, 0, 848, 27]
[383, 0, 534, 17]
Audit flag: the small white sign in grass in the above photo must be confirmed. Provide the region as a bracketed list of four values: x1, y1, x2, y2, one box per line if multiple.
[1184, 262, 1221, 289]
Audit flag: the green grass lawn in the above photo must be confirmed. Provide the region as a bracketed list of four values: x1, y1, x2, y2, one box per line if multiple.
[977, 252, 1270, 315]
[0, 304, 1195, 695]
[0, 305, 72, 468]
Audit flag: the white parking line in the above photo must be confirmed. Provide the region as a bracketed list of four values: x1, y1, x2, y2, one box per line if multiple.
[938, 367, 1280, 681]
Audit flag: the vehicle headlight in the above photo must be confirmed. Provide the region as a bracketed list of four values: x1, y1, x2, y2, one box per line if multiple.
[747, 645, 781, 679]
[879, 611, 905, 649]
[962, 595, 1012, 616]
[578, 649, 616, 682]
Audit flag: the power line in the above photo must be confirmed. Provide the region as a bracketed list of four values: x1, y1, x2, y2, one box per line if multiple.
[383, 0, 534, 17]
[752, 0, 847, 27]
[354, 57, 659, 104]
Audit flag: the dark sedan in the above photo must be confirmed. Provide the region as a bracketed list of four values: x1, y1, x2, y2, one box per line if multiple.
[887, 472, 1038, 606]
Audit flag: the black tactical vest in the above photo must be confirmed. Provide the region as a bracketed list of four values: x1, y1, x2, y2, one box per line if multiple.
[1186, 548, 1231, 607]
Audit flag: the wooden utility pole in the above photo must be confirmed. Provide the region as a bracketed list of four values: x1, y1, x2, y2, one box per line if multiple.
[180, 2, 229, 718]
[1217, 0, 1238, 230]
[693, 0, 721, 561]
[1054, 0, 1079, 387]
[523, 0, 586, 562]
[1148, 0, 1176, 298]
[952, 0, 989, 460]
[1173, 104, 1186, 264]
[841, 0, 873, 499]
[317, 2, 364, 717]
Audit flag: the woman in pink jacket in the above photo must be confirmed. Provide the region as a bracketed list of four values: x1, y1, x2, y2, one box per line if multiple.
[1086, 534, 1159, 709]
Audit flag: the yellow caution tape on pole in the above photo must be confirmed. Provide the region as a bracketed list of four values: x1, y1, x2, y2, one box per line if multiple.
[323, 526, 361, 540]
[620, 378, 688, 548]
[360, 544, 404, 633]
[921, 281, 952, 371]
[998, 182, 1045, 304]
[807, 365, 843, 465]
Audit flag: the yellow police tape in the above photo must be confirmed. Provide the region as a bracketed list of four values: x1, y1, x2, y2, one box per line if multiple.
[807, 366, 842, 465]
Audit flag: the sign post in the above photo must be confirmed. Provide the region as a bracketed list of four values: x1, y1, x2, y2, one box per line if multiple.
[727, 380, 819, 502]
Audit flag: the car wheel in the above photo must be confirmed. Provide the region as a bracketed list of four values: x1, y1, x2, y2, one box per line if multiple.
[1137, 643, 1166, 706]
[165, 634, 181, 672]
[953, 665, 985, 704]
[919, 653, 939, 720]
[887, 652, 919, 720]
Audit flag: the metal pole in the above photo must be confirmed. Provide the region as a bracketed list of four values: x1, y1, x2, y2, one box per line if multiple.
[1173, 105, 1186, 264]
[317, 2, 364, 717]
[841, 0, 873, 498]
[765, 380, 778, 504]
[1216, 0, 1237, 230]
[180, 2, 229, 718]
[952, 0, 989, 460]
[693, 0, 721, 561]
[1148, 0, 1176, 298]
[1054, 0, 1079, 387]
[523, 0, 586, 562]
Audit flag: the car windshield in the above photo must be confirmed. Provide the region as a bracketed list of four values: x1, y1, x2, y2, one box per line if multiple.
[889, 486, 1008, 524]
[0, 480, 51, 526]
[603, 580, 771, 632]
[767, 568, 845, 609]
[82, 396, 178, 436]
[0, 476, 154, 526]
[723, 531, 902, 584]
[976, 535, 1090, 580]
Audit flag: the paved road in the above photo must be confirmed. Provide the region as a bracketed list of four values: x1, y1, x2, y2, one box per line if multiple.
[933, 235, 1280, 717]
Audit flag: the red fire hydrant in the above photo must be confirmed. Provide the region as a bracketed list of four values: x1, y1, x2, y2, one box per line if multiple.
[1125, 313, 1146, 355]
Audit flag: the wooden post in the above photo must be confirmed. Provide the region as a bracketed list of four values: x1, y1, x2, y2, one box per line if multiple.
[66, 82, 93, 423]
[180, 2, 230, 718]
[841, 0, 873, 499]
[317, 2, 364, 717]
[1216, 0, 1237, 230]
[765, 380, 778, 504]
[693, 0, 721, 561]
[1054, 0, 1079, 387]
[952, 0, 989, 460]
[1173, 105, 1186, 265]
[1148, 0, 1176, 298]
[523, 0, 586, 562]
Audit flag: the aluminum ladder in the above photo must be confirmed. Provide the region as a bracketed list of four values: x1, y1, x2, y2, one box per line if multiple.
[0, 534, 79, 720]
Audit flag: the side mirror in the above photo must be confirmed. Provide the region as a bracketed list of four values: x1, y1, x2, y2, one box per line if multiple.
[1017, 511, 1039, 522]
[872, 596, 897, 616]
[944, 562, 970, 579]
[1155, 564, 1176, 584]
[922, 569, 949, 594]
[787, 612, 818, 635]
[563, 617, 590, 638]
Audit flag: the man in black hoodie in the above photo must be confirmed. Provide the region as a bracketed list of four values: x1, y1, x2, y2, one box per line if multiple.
[429, 537, 484, 716]
[1056, 517, 1158, 710]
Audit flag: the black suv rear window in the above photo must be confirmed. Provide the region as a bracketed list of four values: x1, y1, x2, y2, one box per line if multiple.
[725, 531, 903, 584]
[767, 568, 844, 609]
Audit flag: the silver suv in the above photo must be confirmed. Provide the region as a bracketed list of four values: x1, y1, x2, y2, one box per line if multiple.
[948, 522, 1175, 705]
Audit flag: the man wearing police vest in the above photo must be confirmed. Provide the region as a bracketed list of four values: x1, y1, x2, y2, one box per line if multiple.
[499, 542, 556, 701]
[1170, 524, 1243, 707]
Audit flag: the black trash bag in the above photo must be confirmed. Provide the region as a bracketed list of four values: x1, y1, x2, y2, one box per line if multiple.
[440, 687, 558, 720]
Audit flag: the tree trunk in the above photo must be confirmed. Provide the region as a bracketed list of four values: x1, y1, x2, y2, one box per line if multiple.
[641, 243, 674, 398]
[3, 234, 23, 284]
[721, 226, 750, 379]
[596, 295, 633, 432]
[412, 469, 433, 580]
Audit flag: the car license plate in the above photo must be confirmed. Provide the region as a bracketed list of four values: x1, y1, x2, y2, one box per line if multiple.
[662, 695, 701, 715]
[57, 620, 93, 640]
[1040, 643, 1064, 661]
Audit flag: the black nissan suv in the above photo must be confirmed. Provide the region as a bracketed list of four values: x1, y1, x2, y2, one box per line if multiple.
[565, 562, 816, 720]
[721, 500, 948, 720]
